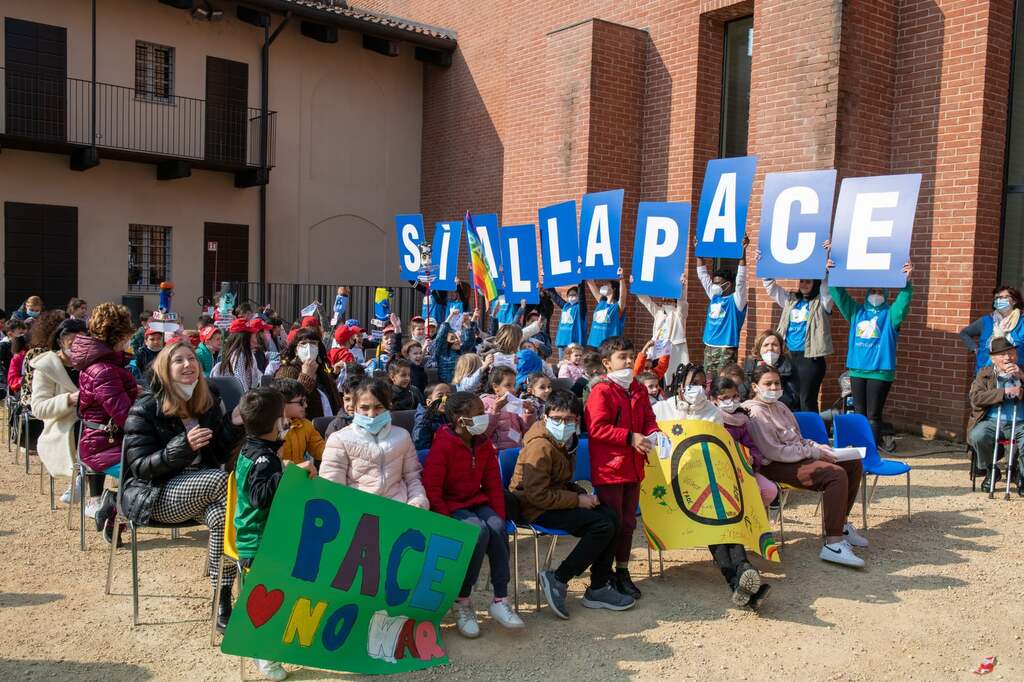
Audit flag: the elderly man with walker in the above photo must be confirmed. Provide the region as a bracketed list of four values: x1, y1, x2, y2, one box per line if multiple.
[968, 336, 1024, 497]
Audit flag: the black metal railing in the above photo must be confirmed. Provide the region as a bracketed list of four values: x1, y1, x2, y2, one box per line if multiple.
[0, 66, 276, 168]
[227, 282, 421, 328]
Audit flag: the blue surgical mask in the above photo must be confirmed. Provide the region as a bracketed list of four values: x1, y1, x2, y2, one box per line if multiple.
[26, 310, 39, 318]
[995, 297, 1012, 311]
[353, 411, 391, 435]
[545, 418, 576, 444]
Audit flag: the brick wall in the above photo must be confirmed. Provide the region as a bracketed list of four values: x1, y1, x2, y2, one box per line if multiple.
[363, 0, 1013, 438]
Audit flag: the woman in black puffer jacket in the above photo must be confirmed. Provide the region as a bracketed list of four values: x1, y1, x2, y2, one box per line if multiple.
[122, 340, 243, 631]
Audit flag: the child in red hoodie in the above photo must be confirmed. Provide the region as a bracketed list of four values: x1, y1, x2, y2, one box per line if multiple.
[422, 391, 525, 637]
[583, 335, 658, 601]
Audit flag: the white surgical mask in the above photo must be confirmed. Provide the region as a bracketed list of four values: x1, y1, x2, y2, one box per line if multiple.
[718, 399, 739, 413]
[759, 388, 783, 404]
[682, 384, 706, 408]
[761, 351, 780, 366]
[174, 381, 197, 400]
[599, 286, 610, 298]
[709, 284, 724, 298]
[545, 418, 576, 444]
[278, 418, 291, 441]
[297, 344, 318, 362]
[462, 414, 490, 436]
[867, 293, 885, 307]
[567, 295, 579, 305]
[607, 368, 634, 389]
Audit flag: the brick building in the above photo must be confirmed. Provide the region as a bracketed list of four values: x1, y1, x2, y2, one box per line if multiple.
[362, 0, 1019, 440]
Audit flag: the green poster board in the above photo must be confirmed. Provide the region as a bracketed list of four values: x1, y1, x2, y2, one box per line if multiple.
[220, 467, 478, 675]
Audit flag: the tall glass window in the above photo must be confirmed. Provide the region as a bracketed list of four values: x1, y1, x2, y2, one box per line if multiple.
[720, 16, 753, 158]
[1003, 5, 1024, 288]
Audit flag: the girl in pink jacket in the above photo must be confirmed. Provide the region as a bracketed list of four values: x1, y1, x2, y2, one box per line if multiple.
[480, 366, 535, 450]
[319, 378, 428, 508]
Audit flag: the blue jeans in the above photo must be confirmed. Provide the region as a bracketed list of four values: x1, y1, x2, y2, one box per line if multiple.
[452, 505, 509, 599]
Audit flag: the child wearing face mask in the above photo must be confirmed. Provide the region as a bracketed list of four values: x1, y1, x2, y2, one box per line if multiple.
[584, 336, 659, 601]
[696, 235, 750, 378]
[710, 376, 777, 508]
[585, 269, 627, 348]
[319, 378, 428, 507]
[546, 283, 588, 355]
[233, 387, 314, 682]
[481, 366, 535, 450]
[654, 363, 719, 422]
[413, 382, 452, 450]
[741, 330, 800, 410]
[637, 372, 662, 406]
[422, 391, 524, 636]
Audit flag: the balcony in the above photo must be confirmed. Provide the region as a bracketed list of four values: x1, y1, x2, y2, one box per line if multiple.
[0, 66, 276, 183]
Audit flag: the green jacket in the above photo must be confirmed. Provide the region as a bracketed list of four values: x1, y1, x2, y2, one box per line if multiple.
[829, 282, 913, 381]
[196, 343, 214, 376]
[234, 435, 284, 559]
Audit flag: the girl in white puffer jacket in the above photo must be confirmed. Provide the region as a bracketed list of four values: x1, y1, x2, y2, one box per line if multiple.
[319, 378, 429, 508]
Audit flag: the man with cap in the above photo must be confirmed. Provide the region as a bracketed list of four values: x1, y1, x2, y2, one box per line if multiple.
[196, 326, 222, 376]
[968, 335, 1024, 494]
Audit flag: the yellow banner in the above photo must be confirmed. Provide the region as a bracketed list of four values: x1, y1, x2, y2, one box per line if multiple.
[640, 419, 780, 562]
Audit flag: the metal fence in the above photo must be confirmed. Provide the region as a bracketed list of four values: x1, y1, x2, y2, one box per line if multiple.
[0, 67, 276, 168]
[228, 282, 420, 328]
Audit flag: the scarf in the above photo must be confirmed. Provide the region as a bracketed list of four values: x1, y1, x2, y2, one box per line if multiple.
[992, 308, 1021, 342]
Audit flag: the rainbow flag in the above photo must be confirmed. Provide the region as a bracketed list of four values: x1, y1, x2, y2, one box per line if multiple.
[465, 211, 499, 305]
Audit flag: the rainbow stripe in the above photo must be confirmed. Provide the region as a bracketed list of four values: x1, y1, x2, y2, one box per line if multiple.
[464, 212, 499, 305]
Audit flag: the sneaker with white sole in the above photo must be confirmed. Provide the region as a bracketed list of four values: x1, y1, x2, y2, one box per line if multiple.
[254, 659, 288, 681]
[581, 583, 636, 611]
[59, 487, 74, 505]
[842, 522, 868, 547]
[540, 571, 570, 620]
[731, 563, 761, 606]
[83, 498, 101, 520]
[453, 600, 480, 638]
[488, 599, 525, 629]
[820, 540, 865, 568]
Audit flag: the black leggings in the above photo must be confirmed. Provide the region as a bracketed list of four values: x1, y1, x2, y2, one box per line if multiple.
[709, 543, 749, 589]
[790, 351, 827, 413]
[85, 473, 106, 497]
[850, 376, 892, 444]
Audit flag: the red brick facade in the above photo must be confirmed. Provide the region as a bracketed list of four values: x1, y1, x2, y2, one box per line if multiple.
[367, 0, 1015, 439]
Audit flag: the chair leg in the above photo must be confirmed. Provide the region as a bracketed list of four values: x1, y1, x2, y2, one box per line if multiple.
[171, 527, 180, 541]
[646, 538, 653, 578]
[130, 522, 140, 627]
[67, 466, 76, 530]
[511, 531, 520, 614]
[868, 475, 880, 506]
[658, 549, 664, 575]
[544, 536, 558, 571]
[39, 460, 44, 494]
[861, 470, 868, 530]
[777, 493, 786, 548]
[533, 534, 541, 610]
[906, 470, 911, 522]
[212, 554, 224, 646]
[105, 520, 120, 595]
[80, 478, 87, 552]
[49, 475, 55, 510]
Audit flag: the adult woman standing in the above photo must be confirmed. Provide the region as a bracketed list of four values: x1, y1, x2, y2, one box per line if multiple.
[71, 303, 139, 536]
[210, 318, 262, 392]
[829, 260, 914, 445]
[743, 365, 867, 568]
[760, 257, 834, 412]
[274, 327, 341, 419]
[741, 330, 800, 411]
[960, 286, 1024, 372]
[122, 341, 244, 631]
[30, 318, 87, 506]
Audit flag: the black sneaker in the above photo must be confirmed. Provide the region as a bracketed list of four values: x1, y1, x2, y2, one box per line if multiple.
[539, 570, 570, 620]
[981, 468, 1002, 493]
[94, 490, 116, 533]
[748, 583, 771, 611]
[581, 583, 636, 611]
[614, 567, 642, 600]
[731, 562, 760, 606]
[216, 586, 233, 633]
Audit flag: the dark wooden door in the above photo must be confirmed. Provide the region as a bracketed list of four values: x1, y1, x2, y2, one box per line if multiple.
[203, 223, 249, 299]
[4, 18, 67, 141]
[204, 57, 248, 166]
[5, 202, 77, 311]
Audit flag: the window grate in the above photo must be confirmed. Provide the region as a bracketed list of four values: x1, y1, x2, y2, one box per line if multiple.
[135, 41, 175, 103]
[128, 224, 172, 292]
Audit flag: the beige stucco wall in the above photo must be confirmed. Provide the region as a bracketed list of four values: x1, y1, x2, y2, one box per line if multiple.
[0, 0, 422, 316]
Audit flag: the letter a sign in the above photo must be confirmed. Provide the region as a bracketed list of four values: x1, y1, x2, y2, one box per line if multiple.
[695, 156, 757, 259]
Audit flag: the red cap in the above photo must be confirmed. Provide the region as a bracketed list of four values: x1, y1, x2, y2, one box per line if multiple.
[334, 325, 363, 345]
[144, 325, 162, 337]
[247, 318, 271, 333]
[199, 326, 219, 342]
[227, 318, 249, 334]
[287, 328, 299, 345]
[301, 316, 319, 328]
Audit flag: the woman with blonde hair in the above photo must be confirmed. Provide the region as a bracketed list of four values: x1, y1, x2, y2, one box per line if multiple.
[453, 352, 493, 393]
[122, 340, 245, 631]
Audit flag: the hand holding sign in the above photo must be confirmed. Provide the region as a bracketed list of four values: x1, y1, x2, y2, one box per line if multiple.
[756, 170, 836, 280]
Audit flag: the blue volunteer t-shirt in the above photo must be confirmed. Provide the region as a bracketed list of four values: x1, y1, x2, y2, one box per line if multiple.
[703, 295, 746, 348]
[422, 295, 443, 325]
[587, 300, 620, 347]
[785, 299, 810, 352]
[846, 305, 897, 372]
[494, 298, 520, 326]
[556, 301, 584, 347]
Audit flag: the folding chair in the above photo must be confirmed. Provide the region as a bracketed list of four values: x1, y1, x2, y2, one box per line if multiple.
[774, 412, 830, 546]
[833, 413, 911, 528]
[105, 443, 202, 626]
[207, 376, 245, 413]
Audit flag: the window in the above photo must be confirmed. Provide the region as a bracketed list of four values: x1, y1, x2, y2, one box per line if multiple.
[135, 41, 174, 102]
[129, 225, 172, 292]
[720, 16, 753, 158]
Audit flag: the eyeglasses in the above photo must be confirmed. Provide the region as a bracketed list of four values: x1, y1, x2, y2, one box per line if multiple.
[288, 398, 307, 406]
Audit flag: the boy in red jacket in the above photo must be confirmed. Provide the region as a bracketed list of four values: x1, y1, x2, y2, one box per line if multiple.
[423, 391, 525, 637]
[583, 335, 658, 600]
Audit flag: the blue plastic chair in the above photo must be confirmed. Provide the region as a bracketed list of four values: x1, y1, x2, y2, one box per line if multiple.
[572, 438, 591, 483]
[416, 449, 430, 466]
[833, 413, 911, 528]
[794, 411, 829, 445]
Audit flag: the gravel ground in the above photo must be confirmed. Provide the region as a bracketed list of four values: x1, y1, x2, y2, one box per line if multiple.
[1, 435, 1021, 681]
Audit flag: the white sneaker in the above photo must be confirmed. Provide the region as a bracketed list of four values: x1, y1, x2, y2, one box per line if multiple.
[83, 498, 101, 520]
[453, 600, 480, 638]
[59, 486, 76, 505]
[488, 599, 525, 629]
[820, 540, 865, 568]
[843, 523, 868, 547]
[254, 659, 288, 681]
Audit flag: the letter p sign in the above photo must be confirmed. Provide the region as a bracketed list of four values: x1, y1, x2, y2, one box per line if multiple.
[629, 202, 690, 300]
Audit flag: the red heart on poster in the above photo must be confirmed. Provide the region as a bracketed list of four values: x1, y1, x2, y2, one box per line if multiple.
[246, 584, 284, 628]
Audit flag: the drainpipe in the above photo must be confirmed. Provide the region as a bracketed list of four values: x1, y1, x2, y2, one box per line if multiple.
[259, 12, 290, 298]
[91, 0, 96, 149]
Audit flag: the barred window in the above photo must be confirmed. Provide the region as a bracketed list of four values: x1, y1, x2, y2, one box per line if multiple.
[135, 41, 174, 102]
[128, 225, 172, 292]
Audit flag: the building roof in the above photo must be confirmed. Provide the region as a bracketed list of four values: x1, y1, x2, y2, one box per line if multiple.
[263, 1, 457, 48]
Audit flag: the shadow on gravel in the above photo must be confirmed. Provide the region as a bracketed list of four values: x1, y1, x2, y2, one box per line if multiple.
[0, 659, 153, 681]
[0, 592, 63, 607]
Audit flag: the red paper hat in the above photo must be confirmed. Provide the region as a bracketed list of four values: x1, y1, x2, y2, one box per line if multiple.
[334, 325, 363, 345]
[287, 328, 299, 345]
[144, 325, 162, 336]
[228, 318, 249, 334]
[199, 326, 219, 342]
[247, 318, 271, 333]
[301, 316, 319, 328]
